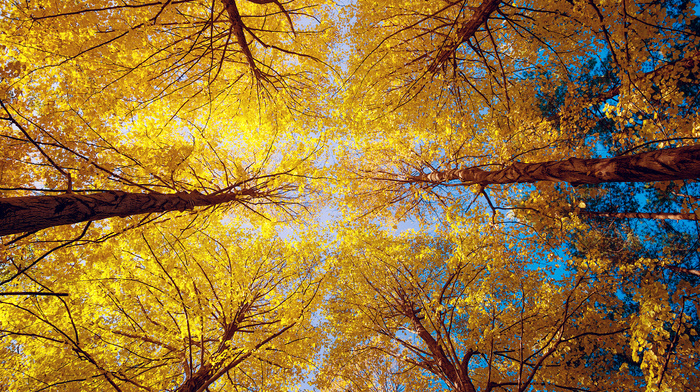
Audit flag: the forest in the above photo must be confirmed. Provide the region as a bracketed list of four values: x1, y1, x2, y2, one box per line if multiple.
[0, 0, 699, 391]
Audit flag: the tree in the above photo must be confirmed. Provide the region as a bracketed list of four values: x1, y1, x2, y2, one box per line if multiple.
[332, 0, 700, 222]
[2, 0, 700, 390]
[0, 0, 330, 297]
[0, 221, 324, 391]
[406, 145, 700, 186]
[323, 3, 700, 390]
[0, 177, 291, 237]
[1, 3, 330, 389]
[0, 0, 332, 237]
[317, 223, 700, 391]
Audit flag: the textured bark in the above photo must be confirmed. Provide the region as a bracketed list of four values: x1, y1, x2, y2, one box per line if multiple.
[580, 211, 697, 220]
[428, 0, 502, 73]
[0, 190, 252, 236]
[409, 145, 700, 186]
[666, 266, 700, 277]
[221, 0, 262, 79]
[403, 302, 476, 392]
[176, 303, 250, 392]
[178, 363, 216, 392]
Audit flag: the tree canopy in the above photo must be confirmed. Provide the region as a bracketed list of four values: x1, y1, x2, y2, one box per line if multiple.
[1, 0, 699, 391]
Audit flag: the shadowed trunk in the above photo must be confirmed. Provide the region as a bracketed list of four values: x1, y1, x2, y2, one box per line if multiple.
[402, 300, 476, 392]
[176, 321, 294, 392]
[666, 266, 700, 277]
[429, 0, 502, 72]
[220, 0, 260, 78]
[580, 211, 697, 220]
[409, 145, 700, 186]
[177, 362, 217, 392]
[175, 302, 250, 392]
[0, 190, 257, 236]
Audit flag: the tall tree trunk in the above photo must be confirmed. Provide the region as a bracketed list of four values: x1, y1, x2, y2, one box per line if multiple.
[580, 211, 697, 220]
[666, 266, 700, 277]
[177, 362, 217, 392]
[401, 300, 476, 392]
[428, 0, 502, 72]
[409, 145, 700, 186]
[220, 0, 260, 78]
[0, 190, 258, 236]
[176, 302, 251, 392]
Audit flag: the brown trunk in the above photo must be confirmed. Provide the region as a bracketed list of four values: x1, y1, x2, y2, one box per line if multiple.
[0, 190, 254, 236]
[220, 0, 262, 79]
[429, 0, 502, 72]
[580, 211, 697, 220]
[403, 302, 476, 392]
[666, 266, 700, 277]
[409, 145, 700, 186]
[175, 304, 248, 392]
[178, 363, 217, 392]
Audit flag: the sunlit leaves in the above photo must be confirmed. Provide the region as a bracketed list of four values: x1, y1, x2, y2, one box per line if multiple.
[1, 219, 325, 391]
[1, 0, 700, 391]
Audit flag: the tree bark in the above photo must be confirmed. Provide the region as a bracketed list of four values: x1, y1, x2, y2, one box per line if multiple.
[428, 0, 502, 73]
[580, 211, 697, 220]
[0, 190, 255, 237]
[665, 266, 700, 277]
[221, 0, 264, 80]
[178, 363, 217, 392]
[409, 145, 700, 186]
[176, 302, 250, 392]
[402, 301, 476, 392]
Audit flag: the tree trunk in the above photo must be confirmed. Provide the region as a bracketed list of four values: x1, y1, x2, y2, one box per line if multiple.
[580, 211, 697, 220]
[0, 190, 256, 236]
[666, 266, 700, 277]
[220, 0, 260, 78]
[409, 145, 700, 186]
[175, 303, 251, 392]
[428, 0, 502, 72]
[402, 301, 476, 392]
[177, 363, 216, 392]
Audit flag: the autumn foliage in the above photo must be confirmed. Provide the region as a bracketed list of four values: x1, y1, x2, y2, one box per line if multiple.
[1, 0, 700, 391]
